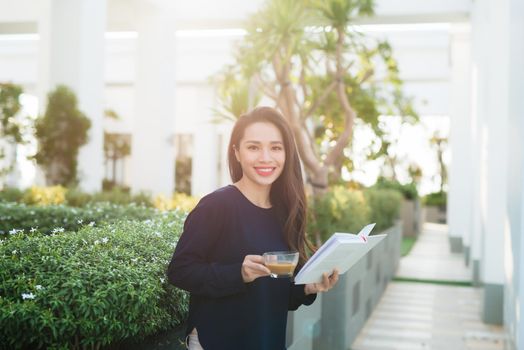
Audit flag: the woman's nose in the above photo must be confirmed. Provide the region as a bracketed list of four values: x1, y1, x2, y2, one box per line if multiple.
[259, 148, 272, 161]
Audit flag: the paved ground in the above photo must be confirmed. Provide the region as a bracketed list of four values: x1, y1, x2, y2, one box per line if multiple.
[396, 223, 472, 282]
[351, 223, 508, 350]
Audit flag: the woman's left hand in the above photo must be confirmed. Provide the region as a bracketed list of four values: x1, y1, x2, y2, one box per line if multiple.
[304, 269, 340, 295]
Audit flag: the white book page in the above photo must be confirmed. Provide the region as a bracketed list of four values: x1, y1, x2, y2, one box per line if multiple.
[294, 223, 383, 284]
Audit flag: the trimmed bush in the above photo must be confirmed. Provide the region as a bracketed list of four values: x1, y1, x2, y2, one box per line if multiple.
[423, 191, 447, 208]
[363, 188, 402, 232]
[22, 186, 67, 206]
[308, 186, 371, 243]
[0, 187, 24, 203]
[65, 187, 154, 208]
[0, 202, 161, 237]
[90, 188, 153, 207]
[153, 192, 199, 213]
[373, 177, 418, 200]
[0, 214, 189, 350]
[64, 187, 93, 207]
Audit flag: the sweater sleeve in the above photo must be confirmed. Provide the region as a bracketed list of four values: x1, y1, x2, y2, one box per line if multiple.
[167, 194, 247, 298]
[288, 281, 317, 311]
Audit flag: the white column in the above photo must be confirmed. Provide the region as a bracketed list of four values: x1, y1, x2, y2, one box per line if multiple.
[129, 0, 176, 196]
[191, 87, 218, 196]
[504, 0, 524, 346]
[447, 23, 471, 253]
[469, 0, 490, 283]
[477, 0, 509, 324]
[482, 0, 508, 282]
[37, 0, 106, 191]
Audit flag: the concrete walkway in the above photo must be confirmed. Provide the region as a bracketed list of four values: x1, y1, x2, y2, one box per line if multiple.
[351, 223, 507, 350]
[396, 223, 472, 282]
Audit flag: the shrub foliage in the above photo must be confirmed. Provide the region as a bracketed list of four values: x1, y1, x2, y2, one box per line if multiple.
[0, 202, 161, 236]
[33, 85, 91, 187]
[363, 188, 403, 232]
[0, 214, 189, 350]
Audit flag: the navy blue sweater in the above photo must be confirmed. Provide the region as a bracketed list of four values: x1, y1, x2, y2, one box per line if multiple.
[167, 185, 316, 350]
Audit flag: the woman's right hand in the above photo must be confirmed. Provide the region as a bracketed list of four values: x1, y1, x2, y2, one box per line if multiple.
[241, 255, 271, 283]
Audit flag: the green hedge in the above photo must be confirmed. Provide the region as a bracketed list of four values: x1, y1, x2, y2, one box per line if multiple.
[0, 202, 164, 237]
[423, 191, 447, 208]
[308, 186, 371, 242]
[0, 186, 154, 208]
[372, 177, 418, 200]
[308, 186, 402, 242]
[364, 188, 403, 232]
[0, 187, 24, 203]
[65, 187, 153, 207]
[0, 214, 189, 350]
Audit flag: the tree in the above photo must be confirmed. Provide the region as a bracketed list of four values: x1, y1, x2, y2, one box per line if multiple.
[33, 85, 91, 186]
[0, 83, 27, 183]
[216, 0, 417, 196]
[103, 109, 131, 190]
[103, 132, 131, 188]
[216, 0, 418, 243]
[430, 131, 448, 193]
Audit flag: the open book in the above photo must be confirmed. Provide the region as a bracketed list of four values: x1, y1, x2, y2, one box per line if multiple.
[294, 223, 386, 284]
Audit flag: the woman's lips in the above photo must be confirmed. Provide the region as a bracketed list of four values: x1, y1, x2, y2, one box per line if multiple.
[254, 167, 276, 177]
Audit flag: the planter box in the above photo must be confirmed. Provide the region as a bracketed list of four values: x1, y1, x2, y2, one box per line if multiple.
[286, 223, 402, 350]
[401, 199, 422, 237]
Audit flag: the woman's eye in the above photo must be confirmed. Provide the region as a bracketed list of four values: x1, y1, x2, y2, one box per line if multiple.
[272, 146, 283, 151]
[248, 145, 258, 150]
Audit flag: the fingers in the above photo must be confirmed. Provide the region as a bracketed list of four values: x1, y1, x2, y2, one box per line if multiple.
[242, 255, 271, 283]
[330, 269, 339, 286]
[305, 269, 341, 294]
[322, 272, 330, 286]
[246, 255, 271, 274]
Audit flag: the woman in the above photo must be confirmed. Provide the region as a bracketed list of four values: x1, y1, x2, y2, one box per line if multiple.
[167, 106, 339, 350]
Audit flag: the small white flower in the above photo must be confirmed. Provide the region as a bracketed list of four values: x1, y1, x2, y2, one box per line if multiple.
[77, 219, 83, 224]
[21, 292, 36, 300]
[52, 227, 65, 234]
[101, 237, 109, 244]
[12, 250, 17, 255]
[94, 240, 100, 245]
[9, 229, 17, 235]
[30, 227, 37, 233]
[35, 285, 44, 290]
[160, 278, 165, 283]
[88, 221, 95, 227]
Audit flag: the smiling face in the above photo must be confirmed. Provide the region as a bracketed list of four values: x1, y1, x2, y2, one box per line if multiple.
[234, 122, 286, 190]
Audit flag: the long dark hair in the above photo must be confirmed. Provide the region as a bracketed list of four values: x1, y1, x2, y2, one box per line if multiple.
[227, 106, 316, 268]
